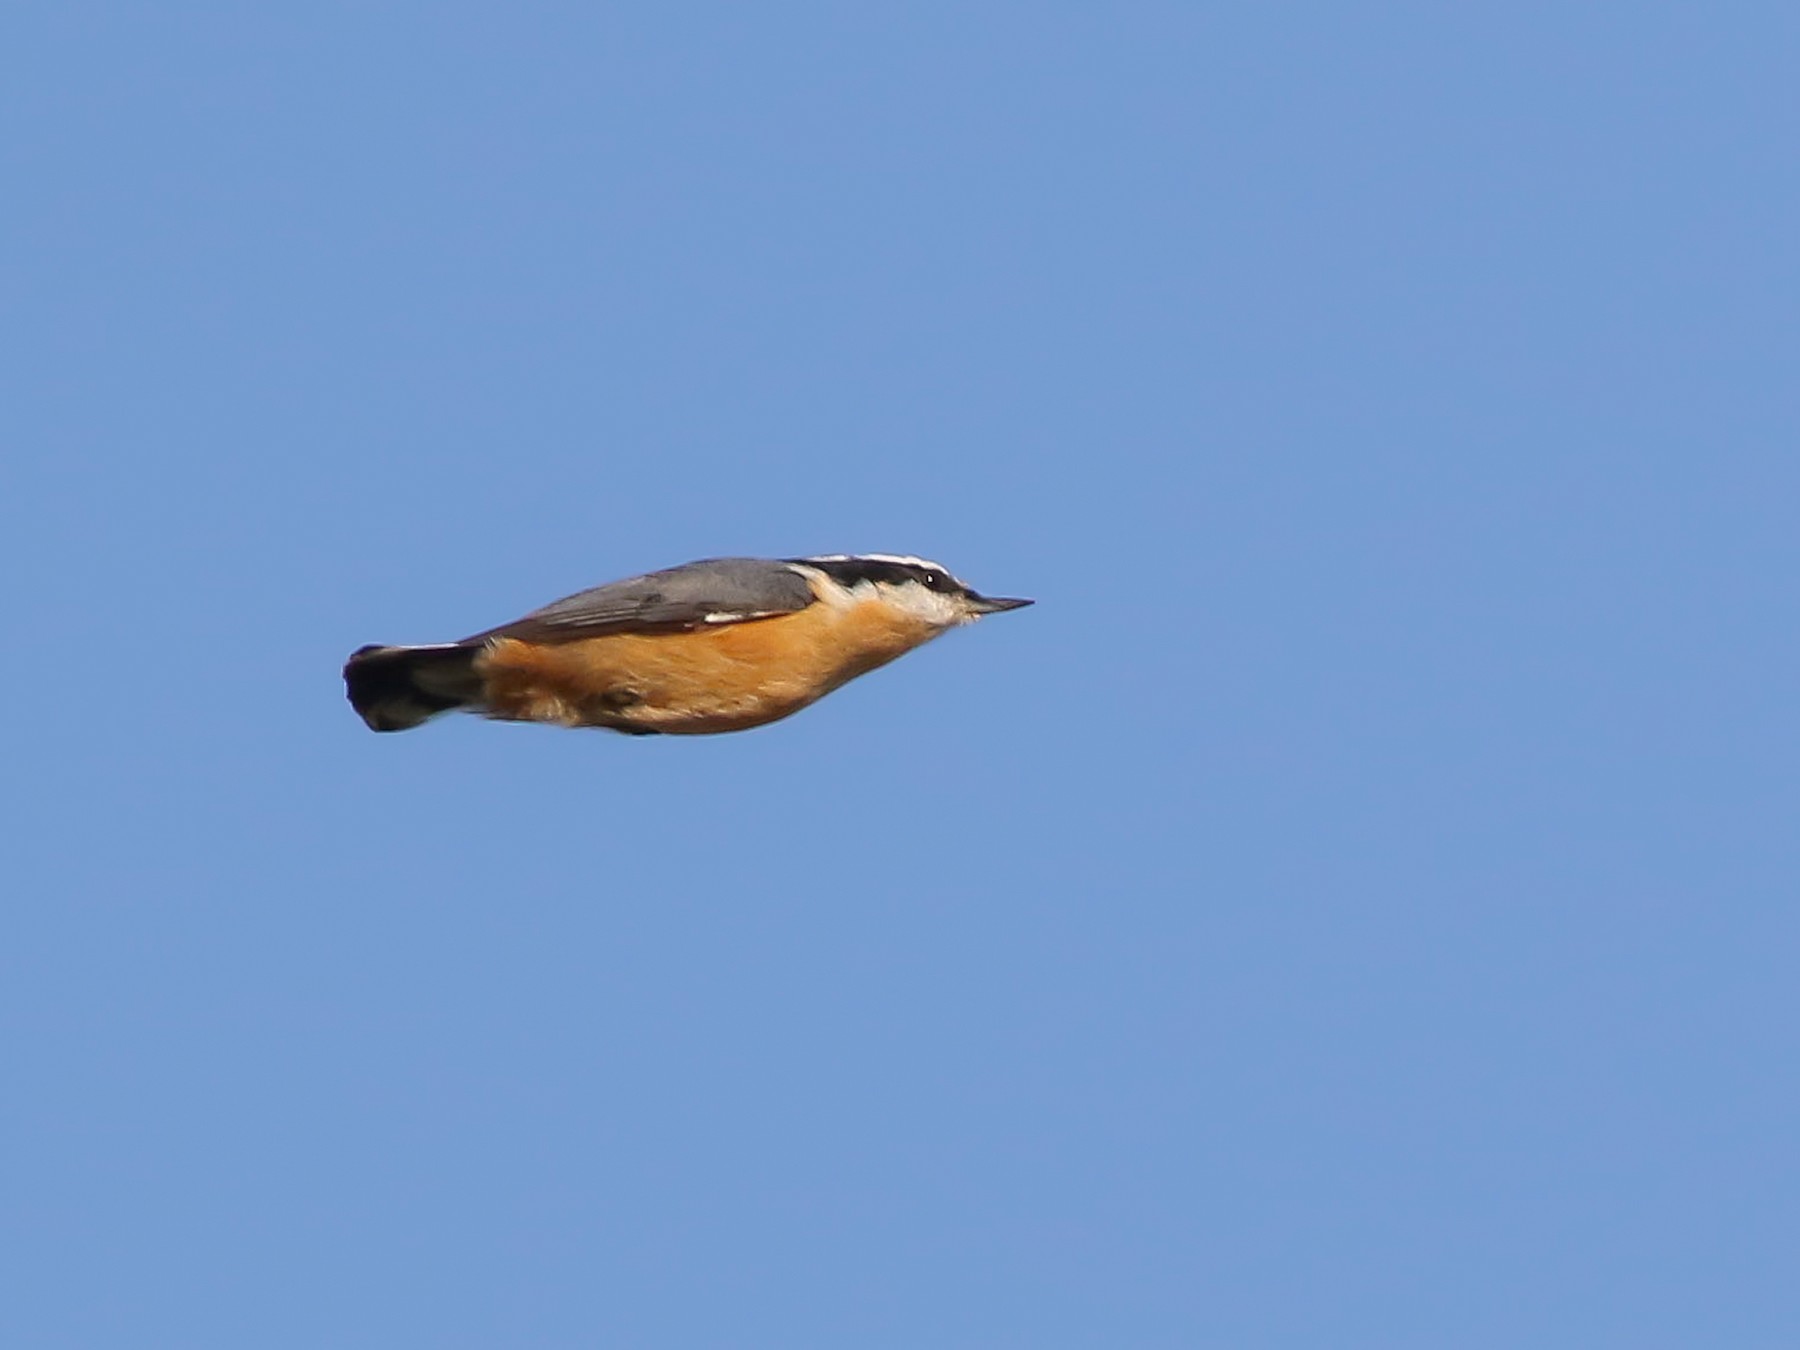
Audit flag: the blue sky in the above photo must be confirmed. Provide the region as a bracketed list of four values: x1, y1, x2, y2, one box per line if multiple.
[4, 4, 1796, 1345]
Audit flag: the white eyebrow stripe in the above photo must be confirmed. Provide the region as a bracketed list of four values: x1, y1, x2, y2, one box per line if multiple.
[803, 553, 947, 571]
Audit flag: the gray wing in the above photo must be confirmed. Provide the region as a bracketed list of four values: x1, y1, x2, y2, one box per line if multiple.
[469, 557, 818, 644]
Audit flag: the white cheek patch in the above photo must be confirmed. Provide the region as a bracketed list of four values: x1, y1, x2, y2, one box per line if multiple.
[881, 585, 963, 626]
[787, 564, 862, 609]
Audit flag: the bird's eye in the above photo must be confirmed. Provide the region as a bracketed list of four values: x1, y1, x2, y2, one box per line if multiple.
[924, 571, 948, 591]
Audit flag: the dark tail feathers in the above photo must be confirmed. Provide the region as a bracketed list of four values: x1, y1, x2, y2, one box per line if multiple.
[344, 643, 483, 732]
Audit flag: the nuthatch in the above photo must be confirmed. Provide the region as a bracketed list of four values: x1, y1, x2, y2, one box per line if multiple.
[344, 554, 1032, 735]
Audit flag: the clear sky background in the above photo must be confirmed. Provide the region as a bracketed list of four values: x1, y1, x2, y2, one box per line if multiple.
[4, 4, 1796, 1346]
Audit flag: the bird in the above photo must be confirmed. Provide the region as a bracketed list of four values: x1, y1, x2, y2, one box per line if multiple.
[343, 553, 1032, 736]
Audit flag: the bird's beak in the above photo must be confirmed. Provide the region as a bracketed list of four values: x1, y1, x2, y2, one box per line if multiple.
[966, 594, 1034, 614]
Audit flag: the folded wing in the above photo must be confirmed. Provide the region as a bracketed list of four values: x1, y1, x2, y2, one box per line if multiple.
[469, 557, 818, 645]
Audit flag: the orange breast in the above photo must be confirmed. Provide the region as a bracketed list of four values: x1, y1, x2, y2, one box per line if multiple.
[474, 598, 936, 734]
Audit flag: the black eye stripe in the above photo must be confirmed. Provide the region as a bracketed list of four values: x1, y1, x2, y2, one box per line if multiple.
[792, 557, 964, 594]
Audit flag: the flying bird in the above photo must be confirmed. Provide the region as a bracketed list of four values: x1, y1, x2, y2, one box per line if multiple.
[344, 553, 1032, 736]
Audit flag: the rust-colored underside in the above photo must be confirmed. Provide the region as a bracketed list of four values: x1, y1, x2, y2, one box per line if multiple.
[475, 598, 936, 734]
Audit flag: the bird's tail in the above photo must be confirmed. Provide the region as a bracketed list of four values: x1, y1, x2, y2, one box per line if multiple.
[343, 643, 484, 732]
